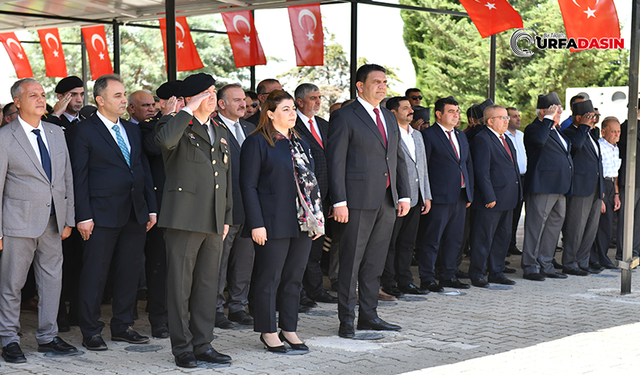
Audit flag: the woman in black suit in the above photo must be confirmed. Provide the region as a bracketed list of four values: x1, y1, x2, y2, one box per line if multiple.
[240, 90, 324, 353]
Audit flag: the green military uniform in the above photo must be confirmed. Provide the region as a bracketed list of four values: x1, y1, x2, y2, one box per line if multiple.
[155, 109, 232, 357]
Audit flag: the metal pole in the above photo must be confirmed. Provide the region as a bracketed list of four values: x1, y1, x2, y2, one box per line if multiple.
[166, 0, 177, 81]
[489, 35, 496, 102]
[622, 0, 640, 294]
[250, 66, 256, 91]
[113, 20, 120, 75]
[350, 0, 358, 99]
[81, 32, 88, 105]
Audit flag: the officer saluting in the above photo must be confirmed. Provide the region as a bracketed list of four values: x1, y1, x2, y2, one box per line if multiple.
[155, 73, 233, 368]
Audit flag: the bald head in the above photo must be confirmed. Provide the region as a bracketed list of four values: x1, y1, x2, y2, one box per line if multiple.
[128, 90, 156, 123]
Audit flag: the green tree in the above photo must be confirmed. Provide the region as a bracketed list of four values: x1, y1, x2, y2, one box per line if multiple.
[400, 0, 629, 126]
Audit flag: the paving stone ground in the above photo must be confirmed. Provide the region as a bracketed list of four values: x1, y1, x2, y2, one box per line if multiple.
[3, 216, 640, 374]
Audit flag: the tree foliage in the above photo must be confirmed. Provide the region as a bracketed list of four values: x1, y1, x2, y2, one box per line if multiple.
[400, 0, 629, 125]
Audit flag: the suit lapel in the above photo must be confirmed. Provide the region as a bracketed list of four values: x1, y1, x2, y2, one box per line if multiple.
[434, 123, 459, 162]
[93, 115, 128, 166]
[488, 130, 512, 162]
[216, 116, 240, 154]
[549, 128, 569, 154]
[190, 117, 210, 143]
[353, 101, 386, 148]
[122, 120, 137, 164]
[401, 129, 417, 163]
[42, 123, 57, 180]
[11, 121, 48, 180]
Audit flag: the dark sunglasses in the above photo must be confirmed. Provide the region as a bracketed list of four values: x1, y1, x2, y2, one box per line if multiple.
[250, 103, 259, 108]
[411, 95, 423, 100]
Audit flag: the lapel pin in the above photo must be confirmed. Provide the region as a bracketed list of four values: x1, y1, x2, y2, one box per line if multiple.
[220, 138, 228, 145]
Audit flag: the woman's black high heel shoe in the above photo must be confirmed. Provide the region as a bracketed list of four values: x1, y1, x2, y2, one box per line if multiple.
[260, 334, 287, 353]
[278, 331, 309, 351]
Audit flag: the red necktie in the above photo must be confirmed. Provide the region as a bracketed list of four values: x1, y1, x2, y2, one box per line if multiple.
[447, 130, 464, 188]
[500, 135, 514, 164]
[309, 118, 323, 149]
[373, 108, 390, 188]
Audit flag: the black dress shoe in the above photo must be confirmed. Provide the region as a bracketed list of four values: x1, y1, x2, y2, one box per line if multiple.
[508, 247, 523, 256]
[455, 270, 470, 279]
[175, 351, 197, 368]
[260, 334, 287, 353]
[195, 348, 232, 363]
[523, 272, 545, 281]
[310, 290, 338, 303]
[299, 294, 318, 308]
[339, 322, 355, 338]
[421, 280, 444, 293]
[357, 318, 401, 331]
[590, 263, 604, 271]
[298, 305, 312, 313]
[82, 334, 108, 351]
[488, 275, 516, 285]
[602, 263, 617, 269]
[151, 324, 170, 339]
[279, 331, 309, 351]
[38, 336, 78, 354]
[542, 272, 568, 279]
[111, 327, 149, 344]
[439, 278, 470, 289]
[552, 259, 563, 269]
[563, 267, 589, 276]
[2, 342, 26, 363]
[381, 285, 404, 297]
[471, 278, 489, 288]
[215, 312, 235, 329]
[229, 310, 254, 325]
[504, 267, 517, 274]
[398, 283, 429, 295]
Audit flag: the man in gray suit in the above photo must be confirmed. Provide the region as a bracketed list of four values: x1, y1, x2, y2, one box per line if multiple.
[381, 97, 431, 297]
[0, 78, 77, 363]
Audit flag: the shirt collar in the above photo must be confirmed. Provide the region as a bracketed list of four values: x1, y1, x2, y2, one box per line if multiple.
[487, 126, 503, 139]
[96, 109, 121, 129]
[18, 115, 43, 134]
[218, 113, 238, 128]
[399, 123, 414, 135]
[357, 96, 381, 114]
[296, 109, 312, 125]
[437, 122, 454, 134]
[62, 112, 79, 122]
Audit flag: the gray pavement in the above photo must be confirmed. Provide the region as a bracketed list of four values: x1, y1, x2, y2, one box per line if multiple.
[3, 218, 640, 374]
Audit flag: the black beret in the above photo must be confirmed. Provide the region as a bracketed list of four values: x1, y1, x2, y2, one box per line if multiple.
[475, 98, 494, 119]
[536, 92, 562, 109]
[468, 104, 478, 119]
[181, 73, 216, 98]
[55, 76, 83, 94]
[572, 99, 594, 116]
[79, 105, 97, 120]
[156, 80, 183, 100]
[412, 105, 430, 122]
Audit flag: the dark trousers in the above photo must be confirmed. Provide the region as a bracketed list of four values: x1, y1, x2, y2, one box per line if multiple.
[58, 229, 83, 323]
[381, 202, 421, 289]
[165, 229, 223, 356]
[144, 224, 168, 327]
[217, 224, 254, 314]
[252, 233, 312, 333]
[417, 189, 467, 283]
[78, 214, 146, 338]
[469, 209, 512, 279]
[510, 190, 525, 251]
[616, 187, 640, 260]
[591, 179, 616, 266]
[338, 189, 395, 323]
[303, 200, 331, 298]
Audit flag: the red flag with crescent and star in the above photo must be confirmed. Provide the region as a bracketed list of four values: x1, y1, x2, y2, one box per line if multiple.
[37, 28, 67, 77]
[81, 26, 113, 80]
[0, 33, 33, 78]
[557, 0, 620, 45]
[288, 4, 324, 66]
[221, 11, 266, 68]
[458, 0, 523, 38]
[159, 17, 204, 72]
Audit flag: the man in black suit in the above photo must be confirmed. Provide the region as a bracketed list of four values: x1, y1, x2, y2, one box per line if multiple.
[213, 84, 256, 329]
[43, 76, 84, 132]
[521, 92, 573, 281]
[245, 79, 282, 125]
[294, 83, 336, 304]
[469, 105, 521, 287]
[327, 64, 411, 338]
[561, 100, 604, 275]
[69, 74, 157, 351]
[417, 96, 474, 292]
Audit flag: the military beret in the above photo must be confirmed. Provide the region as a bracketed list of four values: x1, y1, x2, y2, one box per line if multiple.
[412, 106, 430, 122]
[572, 99, 594, 116]
[55, 76, 83, 94]
[79, 105, 97, 120]
[475, 98, 494, 119]
[156, 80, 183, 100]
[181, 73, 216, 98]
[536, 92, 562, 109]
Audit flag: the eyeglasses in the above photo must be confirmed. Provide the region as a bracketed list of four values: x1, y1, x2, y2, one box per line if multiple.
[491, 116, 510, 121]
[6, 110, 18, 117]
[411, 95, 423, 100]
[250, 103, 259, 108]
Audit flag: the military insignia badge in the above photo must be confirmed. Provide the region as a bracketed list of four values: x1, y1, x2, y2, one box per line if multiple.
[220, 138, 228, 145]
[188, 133, 196, 140]
[223, 154, 228, 164]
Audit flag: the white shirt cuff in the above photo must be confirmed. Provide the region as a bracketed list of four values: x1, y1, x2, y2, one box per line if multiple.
[181, 107, 193, 116]
[78, 219, 93, 224]
[398, 198, 411, 203]
[149, 213, 157, 216]
[544, 115, 555, 121]
[333, 201, 347, 207]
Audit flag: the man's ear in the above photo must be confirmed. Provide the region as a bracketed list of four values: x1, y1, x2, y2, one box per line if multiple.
[356, 81, 364, 93]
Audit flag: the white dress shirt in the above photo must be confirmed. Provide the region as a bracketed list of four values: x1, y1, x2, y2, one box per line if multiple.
[96, 110, 130, 152]
[399, 124, 416, 161]
[505, 129, 527, 175]
[296, 110, 323, 142]
[437, 122, 466, 188]
[62, 112, 80, 123]
[19, 116, 49, 165]
[218, 113, 243, 142]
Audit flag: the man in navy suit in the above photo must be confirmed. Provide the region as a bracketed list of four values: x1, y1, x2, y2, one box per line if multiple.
[69, 74, 157, 350]
[561, 100, 604, 275]
[521, 92, 573, 281]
[294, 83, 336, 305]
[327, 64, 410, 338]
[417, 96, 474, 292]
[469, 105, 521, 287]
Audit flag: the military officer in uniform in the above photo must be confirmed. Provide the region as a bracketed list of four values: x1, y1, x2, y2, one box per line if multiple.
[155, 73, 233, 368]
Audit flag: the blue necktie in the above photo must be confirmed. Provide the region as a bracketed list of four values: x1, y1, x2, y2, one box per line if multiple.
[32, 129, 54, 214]
[112, 124, 131, 166]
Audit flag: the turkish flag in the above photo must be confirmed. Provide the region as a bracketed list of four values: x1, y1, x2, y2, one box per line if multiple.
[81, 26, 113, 80]
[458, 0, 523, 38]
[0, 33, 32, 79]
[221, 11, 266, 68]
[38, 28, 67, 78]
[558, 0, 620, 42]
[288, 4, 324, 66]
[159, 17, 204, 72]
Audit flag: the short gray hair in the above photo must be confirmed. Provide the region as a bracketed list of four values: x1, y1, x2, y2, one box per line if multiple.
[10, 78, 39, 99]
[294, 83, 320, 101]
[218, 84, 243, 105]
[601, 116, 620, 130]
[94, 74, 123, 101]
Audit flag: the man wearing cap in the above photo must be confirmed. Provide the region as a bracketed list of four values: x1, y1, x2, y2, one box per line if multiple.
[44, 76, 84, 132]
[155, 73, 232, 368]
[561, 99, 604, 275]
[521, 92, 573, 281]
[464, 99, 493, 141]
[559, 94, 585, 131]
